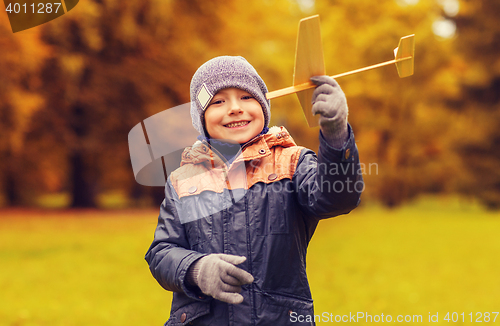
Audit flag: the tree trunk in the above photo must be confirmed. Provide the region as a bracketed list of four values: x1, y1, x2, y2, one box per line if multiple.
[69, 151, 96, 208]
[4, 167, 21, 206]
[69, 101, 96, 208]
[3, 151, 22, 206]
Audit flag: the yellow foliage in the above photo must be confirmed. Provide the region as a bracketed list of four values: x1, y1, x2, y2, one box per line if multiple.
[1, 0, 499, 207]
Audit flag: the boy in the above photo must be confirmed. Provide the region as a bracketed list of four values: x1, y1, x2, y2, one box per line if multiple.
[145, 56, 363, 325]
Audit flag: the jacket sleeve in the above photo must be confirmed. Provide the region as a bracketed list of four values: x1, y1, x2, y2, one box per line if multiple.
[144, 177, 207, 299]
[293, 123, 363, 219]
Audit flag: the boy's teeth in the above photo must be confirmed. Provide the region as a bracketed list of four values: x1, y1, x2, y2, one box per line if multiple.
[226, 121, 249, 128]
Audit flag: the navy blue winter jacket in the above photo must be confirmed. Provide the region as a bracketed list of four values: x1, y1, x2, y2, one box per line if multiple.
[145, 126, 363, 325]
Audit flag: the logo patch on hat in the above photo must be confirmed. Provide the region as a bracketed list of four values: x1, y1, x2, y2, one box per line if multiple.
[197, 83, 213, 111]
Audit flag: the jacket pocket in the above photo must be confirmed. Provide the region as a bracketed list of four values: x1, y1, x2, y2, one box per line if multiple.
[166, 300, 211, 326]
[255, 291, 314, 325]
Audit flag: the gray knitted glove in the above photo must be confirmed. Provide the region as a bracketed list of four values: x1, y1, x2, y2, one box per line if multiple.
[311, 76, 349, 149]
[187, 254, 254, 304]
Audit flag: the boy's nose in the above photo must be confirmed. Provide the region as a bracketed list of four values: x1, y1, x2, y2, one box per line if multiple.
[228, 100, 243, 114]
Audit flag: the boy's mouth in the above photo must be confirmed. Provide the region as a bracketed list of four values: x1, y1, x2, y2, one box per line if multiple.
[224, 121, 250, 128]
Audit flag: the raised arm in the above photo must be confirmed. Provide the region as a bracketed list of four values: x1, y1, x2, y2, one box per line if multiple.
[293, 76, 363, 219]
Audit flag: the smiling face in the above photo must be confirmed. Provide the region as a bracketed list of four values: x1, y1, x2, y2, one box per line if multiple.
[204, 87, 265, 144]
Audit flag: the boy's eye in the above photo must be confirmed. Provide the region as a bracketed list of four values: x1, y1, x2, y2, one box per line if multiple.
[242, 95, 254, 100]
[210, 99, 224, 105]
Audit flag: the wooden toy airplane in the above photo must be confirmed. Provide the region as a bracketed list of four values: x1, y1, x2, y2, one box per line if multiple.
[266, 15, 415, 127]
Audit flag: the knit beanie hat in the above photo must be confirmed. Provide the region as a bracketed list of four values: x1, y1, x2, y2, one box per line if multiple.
[190, 56, 271, 137]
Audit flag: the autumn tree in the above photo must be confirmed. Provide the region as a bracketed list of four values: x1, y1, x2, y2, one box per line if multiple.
[26, 0, 302, 207]
[0, 20, 46, 206]
[448, 0, 500, 209]
[293, 0, 464, 207]
[0, 24, 24, 205]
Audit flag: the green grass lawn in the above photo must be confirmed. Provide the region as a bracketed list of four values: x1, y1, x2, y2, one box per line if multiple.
[308, 197, 500, 324]
[0, 197, 499, 325]
[0, 209, 171, 326]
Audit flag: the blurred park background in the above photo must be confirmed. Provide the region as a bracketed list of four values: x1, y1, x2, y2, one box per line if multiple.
[1, 0, 499, 325]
